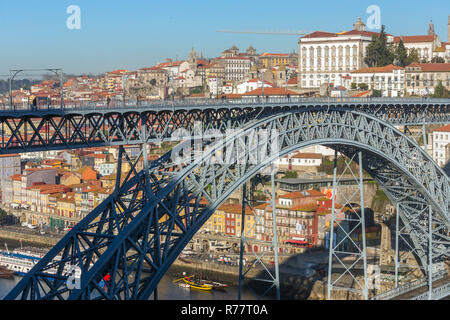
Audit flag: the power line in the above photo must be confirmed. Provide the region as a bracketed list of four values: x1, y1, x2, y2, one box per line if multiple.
[216, 30, 310, 36]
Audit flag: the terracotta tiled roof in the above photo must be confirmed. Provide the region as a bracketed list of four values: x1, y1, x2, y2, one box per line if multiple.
[340, 30, 384, 37]
[393, 35, 434, 43]
[0, 154, 20, 158]
[353, 64, 404, 73]
[287, 77, 298, 85]
[218, 94, 243, 99]
[217, 203, 252, 215]
[260, 53, 289, 57]
[279, 191, 306, 199]
[406, 63, 450, 72]
[352, 90, 371, 98]
[434, 124, 450, 132]
[247, 78, 275, 87]
[291, 153, 322, 159]
[302, 31, 338, 39]
[243, 87, 300, 96]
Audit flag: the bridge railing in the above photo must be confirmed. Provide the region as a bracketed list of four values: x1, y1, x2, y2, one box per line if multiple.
[410, 282, 450, 300]
[0, 97, 447, 113]
[370, 270, 447, 300]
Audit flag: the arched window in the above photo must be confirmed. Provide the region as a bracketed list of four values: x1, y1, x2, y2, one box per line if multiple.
[317, 47, 322, 57]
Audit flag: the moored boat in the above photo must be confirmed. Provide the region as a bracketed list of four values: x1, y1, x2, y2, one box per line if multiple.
[183, 277, 213, 291]
[0, 265, 14, 279]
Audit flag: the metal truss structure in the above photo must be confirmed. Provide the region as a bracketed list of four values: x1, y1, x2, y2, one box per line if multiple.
[4, 105, 449, 300]
[237, 168, 281, 300]
[327, 151, 369, 299]
[0, 98, 449, 155]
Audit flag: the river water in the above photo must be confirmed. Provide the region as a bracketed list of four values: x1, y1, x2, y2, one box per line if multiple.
[0, 237, 255, 300]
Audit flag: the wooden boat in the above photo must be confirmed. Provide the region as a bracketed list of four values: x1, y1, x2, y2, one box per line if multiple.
[202, 280, 228, 291]
[0, 265, 14, 279]
[183, 277, 213, 291]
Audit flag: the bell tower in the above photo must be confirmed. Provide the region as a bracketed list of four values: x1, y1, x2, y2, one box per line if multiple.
[448, 15, 450, 42]
[428, 19, 435, 35]
[353, 17, 366, 31]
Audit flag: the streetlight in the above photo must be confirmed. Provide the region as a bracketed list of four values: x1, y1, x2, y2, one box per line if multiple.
[122, 74, 129, 106]
[260, 68, 267, 101]
[9, 68, 63, 110]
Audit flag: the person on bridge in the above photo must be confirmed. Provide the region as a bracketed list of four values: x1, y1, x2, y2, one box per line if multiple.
[106, 96, 111, 107]
[32, 96, 37, 111]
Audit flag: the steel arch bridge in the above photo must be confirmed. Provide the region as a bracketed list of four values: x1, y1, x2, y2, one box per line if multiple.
[0, 98, 449, 155]
[4, 105, 449, 300]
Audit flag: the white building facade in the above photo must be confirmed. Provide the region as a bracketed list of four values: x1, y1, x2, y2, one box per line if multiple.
[297, 18, 379, 89]
[432, 125, 450, 167]
[351, 64, 405, 97]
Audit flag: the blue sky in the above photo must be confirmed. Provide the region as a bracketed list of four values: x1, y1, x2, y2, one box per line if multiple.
[0, 0, 449, 75]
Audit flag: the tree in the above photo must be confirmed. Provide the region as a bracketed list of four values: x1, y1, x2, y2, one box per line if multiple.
[283, 170, 298, 179]
[351, 82, 357, 89]
[431, 56, 445, 63]
[0, 208, 7, 224]
[364, 25, 394, 67]
[432, 81, 449, 98]
[394, 38, 409, 67]
[372, 89, 382, 97]
[359, 83, 368, 90]
[364, 34, 381, 67]
[406, 48, 420, 65]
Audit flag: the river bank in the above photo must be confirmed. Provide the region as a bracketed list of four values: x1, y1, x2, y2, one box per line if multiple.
[0, 226, 60, 247]
[0, 227, 327, 299]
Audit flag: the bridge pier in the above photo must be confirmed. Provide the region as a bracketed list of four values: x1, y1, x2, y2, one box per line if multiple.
[327, 150, 368, 300]
[237, 165, 281, 300]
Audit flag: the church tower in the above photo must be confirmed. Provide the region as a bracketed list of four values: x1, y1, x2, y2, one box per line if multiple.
[428, 19, 435, 35]
[353, 17, 366, 31]
[189, 47, 197, 72]
[448, 15, 450, 42]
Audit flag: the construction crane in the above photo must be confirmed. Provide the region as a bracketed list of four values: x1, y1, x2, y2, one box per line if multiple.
[216, 30, 311, 36]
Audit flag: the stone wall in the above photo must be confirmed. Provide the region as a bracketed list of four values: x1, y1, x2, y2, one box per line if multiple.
[0, 229, 60, 246]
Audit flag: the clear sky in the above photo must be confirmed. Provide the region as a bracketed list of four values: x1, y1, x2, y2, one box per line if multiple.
[0, 0, 449, 76]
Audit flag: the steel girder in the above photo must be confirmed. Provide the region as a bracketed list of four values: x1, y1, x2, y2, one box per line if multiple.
[0, 100, 449, 155]
[4, 107, 450, 300]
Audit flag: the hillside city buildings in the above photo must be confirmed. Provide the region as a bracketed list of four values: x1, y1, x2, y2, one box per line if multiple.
[0, 16, 449, 253]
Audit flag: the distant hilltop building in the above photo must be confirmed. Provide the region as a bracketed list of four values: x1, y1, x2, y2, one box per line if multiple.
[297, 17, 448, 90]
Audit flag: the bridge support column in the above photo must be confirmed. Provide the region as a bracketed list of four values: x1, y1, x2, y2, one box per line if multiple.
[428, 206, 433, 300]
[422, 124, 428, 155]
[237, 166, 280, 300]
[395, 203, 400, 288]
[270, 164, 281, 300]
[327, 150, 368, 300]
[238, 182, 247, 300]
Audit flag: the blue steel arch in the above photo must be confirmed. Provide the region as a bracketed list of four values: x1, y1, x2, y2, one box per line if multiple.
[5, 106, 449, 300]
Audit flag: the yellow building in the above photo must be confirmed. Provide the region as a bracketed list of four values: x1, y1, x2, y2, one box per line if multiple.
[202, 203, 256, 239]
[56, 193, 76, 218]
[203, 207, 225, 234]
[259, 53, 290, 69]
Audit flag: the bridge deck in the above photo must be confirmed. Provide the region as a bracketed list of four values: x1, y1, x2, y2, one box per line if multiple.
[391, 275, 450, 300]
